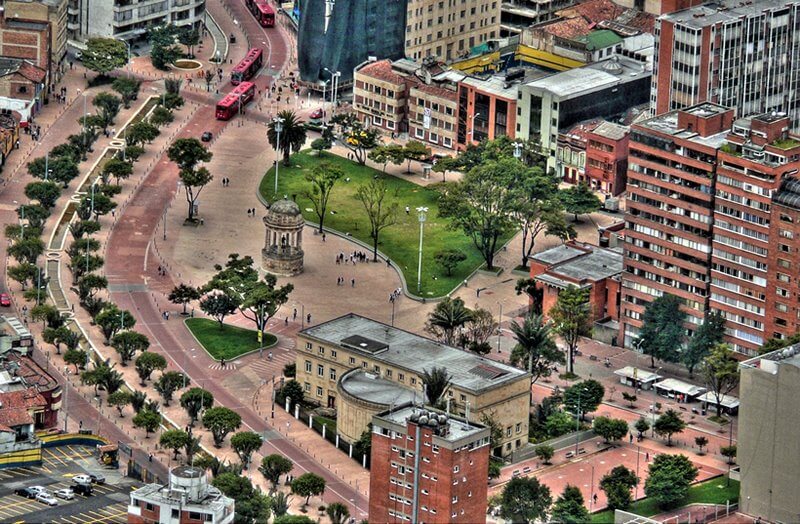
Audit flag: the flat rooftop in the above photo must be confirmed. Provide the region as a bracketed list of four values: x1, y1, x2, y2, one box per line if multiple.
[637, 103, 731, 149]
[524, 54, 650, 99]
[591, 121, 629, 141]
[532, 242, 622, 284]
[340, 369, 417, 406]
[661, 0, 795, 29]
[375, 405, 489, 443]
[741, 344, 800, 372]
[301, 314, 528, 394]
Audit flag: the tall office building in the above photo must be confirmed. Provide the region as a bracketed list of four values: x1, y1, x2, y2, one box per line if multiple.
[66, 0, 205, 42]
[405, 0, 500, 62]
[621, 103, 800, 355]
[651, 0, 800, 131]
[368, 404, 490, 524]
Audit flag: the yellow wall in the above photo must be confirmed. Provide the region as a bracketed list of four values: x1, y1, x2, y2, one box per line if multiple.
[450, 45, 585, 75]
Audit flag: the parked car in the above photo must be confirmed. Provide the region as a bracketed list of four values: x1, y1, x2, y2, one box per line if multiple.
[27, 486, 47, 495]
[36, 492, 58, 506]
[201, 131, 213, 142]
[0, 293, 10, 306]
[72, 483, 93, 496]
[71, 474, 92, 485]
[88, 473, 106, 485]
[14, 487, 37, 499]
[54, 488, 74, 500]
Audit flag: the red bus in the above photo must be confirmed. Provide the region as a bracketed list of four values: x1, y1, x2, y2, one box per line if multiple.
[215, 82, 256, 120]
[231, 47, 263, 85]
[245, 0, 275, 27]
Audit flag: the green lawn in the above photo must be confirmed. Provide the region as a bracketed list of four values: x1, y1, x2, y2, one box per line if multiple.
[185, 318, 277, 361]
[590, 477, 740, 523]
[259, 150, 498, 297]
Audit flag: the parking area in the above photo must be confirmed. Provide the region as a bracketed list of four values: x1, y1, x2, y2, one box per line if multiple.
[0, 445, 138, 524]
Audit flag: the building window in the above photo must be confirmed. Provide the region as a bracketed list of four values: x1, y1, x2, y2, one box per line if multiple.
[305, 360, 312, 373]
[145, 503, 155, 511]
[777, 288, 790, 297]
[387, 120, 395, 130]
[780, 244, 791, 253]
[781, 229, 795, 239]
[331, 350, 337, 358]
[329, 368, 337, 380]
[429, 133, 438, 144]
[443, 137, 453, 148]
[305, 342, 312, 350]
[374, 116, 383, 126]
[386, 369, 393, 378]
[778, 273, 791, 283]
[318, 346, 325, 355]
[779, 258, 791, 269]
[506, 427, 512, 437]
[317, 364, 324, 377]
[172, 509, 180, 518]
[304, 382, 311, 392]
[349, 357, 356, 365]
[415, 127, 425, 138]
[362, 361, 368, 368]
[316, 386, 323, 396]
[411, 377, 417, 385]
[452, 496, 458, 503]
[460, 394, 466, 401]
[777, 303, 789, 313]
[422, 488, 429, 495]
[516, 423, 522, 433]
[781, 213, 793, 223]
[398, 373, 405, 381]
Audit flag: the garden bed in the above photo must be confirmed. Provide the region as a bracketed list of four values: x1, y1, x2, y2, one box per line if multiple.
[185, 318, 277, 361]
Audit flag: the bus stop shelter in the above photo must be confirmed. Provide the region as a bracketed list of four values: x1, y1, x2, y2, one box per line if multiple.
[698, 392, 739, 416]
[653, 378, 706, 403]
[614, 366, 662, 391]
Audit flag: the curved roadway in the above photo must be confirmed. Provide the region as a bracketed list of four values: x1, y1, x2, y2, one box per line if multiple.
[103, 0, 369, 513]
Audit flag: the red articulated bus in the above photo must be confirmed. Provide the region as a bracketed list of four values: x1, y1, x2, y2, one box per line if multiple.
[231, 47, 264, 85]
[215, 81, 257, 120]
[245, 0, 276, 27]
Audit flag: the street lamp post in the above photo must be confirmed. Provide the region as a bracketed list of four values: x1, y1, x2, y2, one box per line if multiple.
[651, 366, 663, 437]
[416, 207, 428, 294]
[513, 141, 523, 159]
[496, 301, 503, 353]
[574, 386, 588, 456]
[82, 93, 88, 159]
[468, 112, 481, 145]
[324, 68, 341, 113]
[273, 117, 284, 195]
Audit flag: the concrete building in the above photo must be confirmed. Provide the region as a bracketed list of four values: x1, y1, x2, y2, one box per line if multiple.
[409, 78, 459, 149]
[2, 0, 68, 81]
[128, 466, 234, 524]
[295, 314, 530, 457]
[585, 120, 630, 195]
[652, 0, 800, 132]
[457, 73, 520, 148]
[500, 0, 574, 36]
[353, 59, 408, 135]
[516, 54, 650, 173]
[556, 119, 602, 186]
[66, 0, 205, 43]
[405, 0, 500, 62]
[529, 241, 623, 322]
[739, 345, 800, 523]
[368, 404, 490, 524]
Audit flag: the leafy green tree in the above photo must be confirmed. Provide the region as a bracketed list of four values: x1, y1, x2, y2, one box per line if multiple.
[79, 114, 106, 133]
[111, 330, 150, 365]
[123, 145, 145, 163]
[132, 410, 161, 436]
[310, 137, 331, 156]
[199, 292, 238, 328]
[27, 155, 79, 186]
[77, 273, 107, 307]
[534, 444, 554, 464]
[355, 178, 398, 261]
[462, 306, 496, 354]
[683, 311, 726, 377]
[154, 371, 189, 406]
[212, 473, 272, 523]
[268, 110, 307, 165]
[83, 38, 127, 76]
[107, 391, 131, 417]
[150, 25, 182, 70]
[638, 294, 686, 368]
[551, 484, 589, 524]
[130, 391, 148, 414]
[551, 286, 592, 374]
[169, 284, 201, 315]
[634, 417, 650, 439]
[593, 416, 629, 443]
[330, 112, 380, 165]
[326, 502, 350, 524]
[433, 249, 467, 276]
[545, 411, 575, 438]
[177, 158, 213, 222]
[69, 219, 101, 240]
[644, 454, 698, 509]
[283, 362, 296, 378]
[126, 120, 159, 146]
[8, 262, 37, 290]
[303, 161, 343, 233]
[654, 409, 686, 446]
[560, 182, 601, 221]
[8, 237, 44, 265]
[100, 158, 133, 185]
[622, 392, 637, 407]
[291, 473, 326, 506]
[281, 379, 304, 406]
[31, 304, 64, 329]
[180, 387, 214, 426]
[500, 476, 552, 523]
[510, 314, 565, 382]
[721, 445, 737, 464]
[701, 343, 740, 417]
[149, 106, 174, 127]
[135, 351, 167, 385]
[203, 407, 242, 447]
[94, 304, 136, 342]
[274, 515, 315, 524]
[48, 143, 81, 163]
[564, 380, 605, 418]
[695, 436, 708, 454]
[17, 204, 50, 230]
[111, 77, 141, 108]
[421, 367, 452, 407]
[178, 27, 200, 57]
[68, 252, 103, 284]
[160, 429, 190, 459]
[425, 297, 472, 346]
[402, 140, 430, 173]
[368, 144, 403, 172]
[259, 454, 294, 493]
[64, 348, 88, 374]
[25, 181, 61, 209]
[230, 431, 263, 469]
[600, 465, 638, 510]
[92, 92, 122, 128]
[512, 166, 563, 268]
[438, 157, 520, 270]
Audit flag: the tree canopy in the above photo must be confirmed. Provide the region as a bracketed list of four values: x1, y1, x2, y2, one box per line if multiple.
[638, 293, 686, 368]
[83, 38, 128, 76]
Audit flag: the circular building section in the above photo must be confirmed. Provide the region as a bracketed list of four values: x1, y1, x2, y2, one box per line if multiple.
[336, 369, 416, 443]
[262, 197, 304, 276]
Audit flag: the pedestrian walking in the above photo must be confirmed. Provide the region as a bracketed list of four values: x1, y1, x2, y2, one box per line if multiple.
[351, 278, 355, 287]
[268, 352, 273, 360]
[405, 206, 410, 214]
[307, 313, 311, 324]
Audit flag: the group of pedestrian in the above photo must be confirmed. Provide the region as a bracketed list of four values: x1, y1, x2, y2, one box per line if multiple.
[161, 311, 170, 320]
[53, 86, 69, 104]
[157, 265, 167, 276]
[221, 177, 231, 186]
[389, 288, 402, 303]
[335, 251, 368, 265]
[25, 123, 41, 141]
[246, 208, 258, 216]
[336, 276, 356, 287]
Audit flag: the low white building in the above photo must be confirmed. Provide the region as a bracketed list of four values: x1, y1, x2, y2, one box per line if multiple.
[614, 366, 662, 391]
[653, 378, 706, 403]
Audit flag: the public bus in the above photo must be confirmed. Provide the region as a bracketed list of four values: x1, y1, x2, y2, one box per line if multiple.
[215, 81, 256, 120]
[231, 47, 264, 85]
[245, 0, 276, 27]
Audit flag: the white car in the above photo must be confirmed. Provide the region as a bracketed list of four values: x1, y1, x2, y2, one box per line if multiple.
[28, 486, 47, 494]
[35, 492, 58, 506]
[54, 488, 74, 500]
[71, 474, 92, 485]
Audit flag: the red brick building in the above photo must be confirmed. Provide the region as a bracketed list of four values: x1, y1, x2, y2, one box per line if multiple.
[1, 352, 61, 428]
[529, 241, 622, 322]
[369, 404, 490, 524]
[0, 13, 51, 89]
[457, 74, 517, 149]
[585, 121, 629, 196]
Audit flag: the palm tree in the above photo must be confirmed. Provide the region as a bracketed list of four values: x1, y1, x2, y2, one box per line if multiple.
[425, 297, 472, 346]
[509, 314, 565, 382]
[422, 367, 452, 407]
[267, 110, 307, 166]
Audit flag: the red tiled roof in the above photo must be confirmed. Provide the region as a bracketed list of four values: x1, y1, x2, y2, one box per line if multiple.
[556, 0, 626, 23]
[358, 60, 405, 85]
[0, 407, 33, 429]
[0, 388, 47, 411]
[544, 17, 595, 39]
[410, 82, 457, 101]
[560, 119, 604, 143]
[17, 62, 45, 83]
[5, 353, 58, 391]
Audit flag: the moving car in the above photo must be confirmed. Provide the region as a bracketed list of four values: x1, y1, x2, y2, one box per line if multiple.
[71, 474, 92, 485]
[54, 488, 74, 500]
[73, 473, 105, 485]
[35, 492, 58, 506]
[14, 487, 37, 499]
[201, 131, 213, 142]
[72, 483, 93, 496]
[0, 293, 10, 306]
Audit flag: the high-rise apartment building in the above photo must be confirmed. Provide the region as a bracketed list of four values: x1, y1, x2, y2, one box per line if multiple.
[621, 103, 800, 355]
[405, 0, 500, 62]
[651, 0, 800, 131]
[66, 0, 205, 42]
[368, 404, 490, 524]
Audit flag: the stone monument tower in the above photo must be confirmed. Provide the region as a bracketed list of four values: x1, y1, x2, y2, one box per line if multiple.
[262, 197, 304, 276]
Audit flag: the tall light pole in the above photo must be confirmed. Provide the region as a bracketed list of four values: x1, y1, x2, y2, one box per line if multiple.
[651, 366, 663, 437]
[320, 79, 330, 124]
[513, 141, 523, 159]
[496, 301, 503, 354]
[469, 112, 481, 146]
[324, 68, 341, 112]
[574, 385, 588, 456]
[273, 116, 284, 196]
[82, 92, 88, 159]
[416, 206, 428, 294]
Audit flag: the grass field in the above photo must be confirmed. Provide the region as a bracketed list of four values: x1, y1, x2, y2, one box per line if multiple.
[185, 318, 277, 360]
[259, 150, 500, 297]
[590, 477, 740, 523]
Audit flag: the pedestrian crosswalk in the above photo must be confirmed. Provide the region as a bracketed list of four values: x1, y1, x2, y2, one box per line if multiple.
[208, 361, 239, 371]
